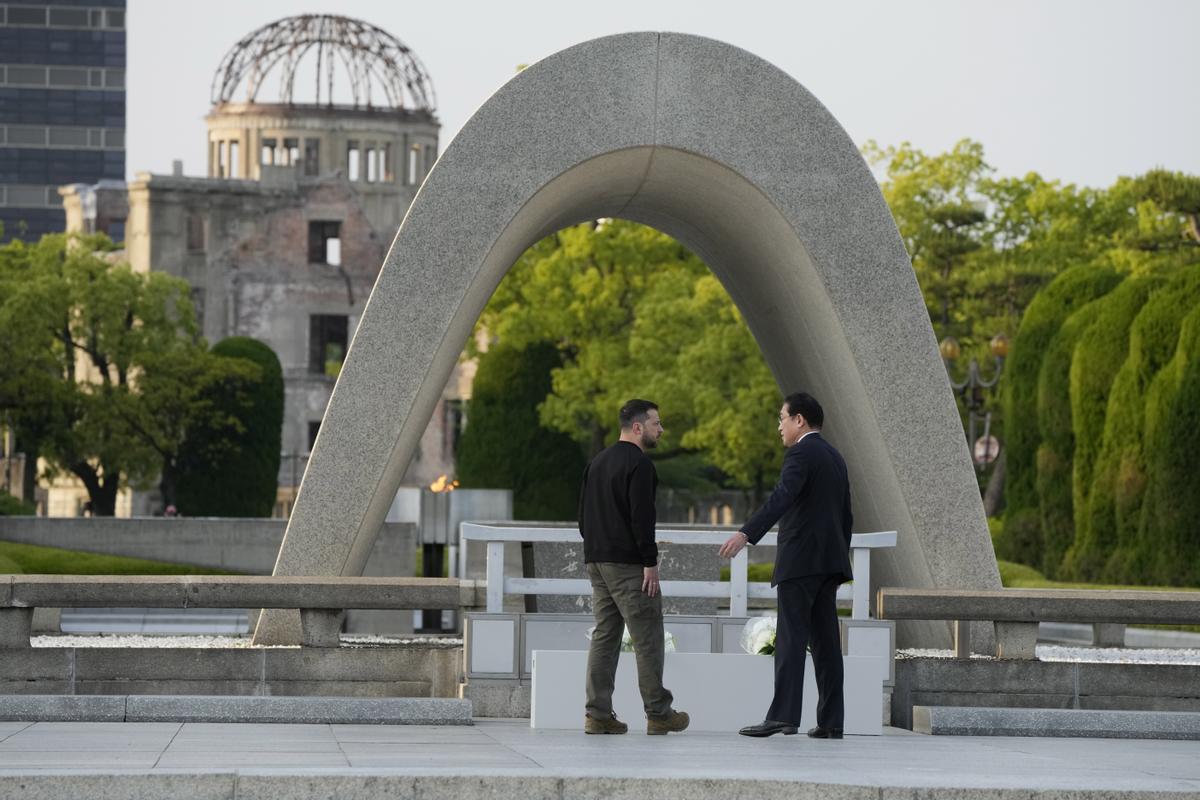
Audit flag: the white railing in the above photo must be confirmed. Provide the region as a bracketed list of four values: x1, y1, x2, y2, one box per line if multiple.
[459, 522, 897, 619]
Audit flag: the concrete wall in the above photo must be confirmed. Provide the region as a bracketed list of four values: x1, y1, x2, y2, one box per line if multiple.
[0, 516, 422, 634]
[891, 657, 1200, 729]
[0, 645, 462, 698]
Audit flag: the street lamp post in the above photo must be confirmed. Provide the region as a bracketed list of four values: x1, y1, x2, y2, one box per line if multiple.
[940, 333, 1009, 471]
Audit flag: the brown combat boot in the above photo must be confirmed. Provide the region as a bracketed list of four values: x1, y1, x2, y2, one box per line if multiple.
[646, 709, 690, 735]
[584, 712, 628, 734]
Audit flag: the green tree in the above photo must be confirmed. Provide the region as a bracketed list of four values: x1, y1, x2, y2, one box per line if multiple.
[478, 220, 708, 457]
[1126, 169, 1200, 248]
[477, 219, 788, 499]
[173, 337, 283, 517]
[630, 273, 782, 499]
[864, 139, 991, 343]
[455, 342, 586, 520]
[0, 233, 252, 515]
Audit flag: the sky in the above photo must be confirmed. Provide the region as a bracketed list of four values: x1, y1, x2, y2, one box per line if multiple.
[128, 0, 1199, 189]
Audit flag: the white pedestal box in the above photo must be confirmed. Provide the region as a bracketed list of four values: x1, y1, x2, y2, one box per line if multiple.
[531, 650, 883, 734]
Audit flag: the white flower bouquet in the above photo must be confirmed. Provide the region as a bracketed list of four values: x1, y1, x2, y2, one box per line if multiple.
[740, 615, 777, 655]
[585, 625, 677, 653]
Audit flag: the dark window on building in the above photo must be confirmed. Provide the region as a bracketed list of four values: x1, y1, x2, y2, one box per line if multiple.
[8, 7, 48, 25]
[444, 399, 466, 458]
[307, 421, 321, 452]
[307, 220, 341, 264]
[186, 213, 205, 251]
[309, 315, 348, 377]
[303, 138, 319, 176]
[260, 137, 276, 165]
[49, 8, 89, 27]
[283, 137, 299, 166]
[190, 287, 206, 329]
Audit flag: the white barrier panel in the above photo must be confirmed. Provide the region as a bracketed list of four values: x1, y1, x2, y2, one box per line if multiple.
[531, 650, 883, 735]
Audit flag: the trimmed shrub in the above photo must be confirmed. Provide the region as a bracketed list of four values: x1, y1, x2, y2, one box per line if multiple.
[175, 337, 284, 517]
[1035, 289, 1116, 577]
[999, 265, 1122, 565]
[1062, 275, 1164, 578]
[1086, 268, 1200, 582]
[455, 342, 587, 520]
[0, 494, 35, 516]
[1137, 305, 1200, 585]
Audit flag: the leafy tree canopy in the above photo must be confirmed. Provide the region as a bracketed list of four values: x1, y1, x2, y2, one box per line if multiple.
[0, 233, 257, 515]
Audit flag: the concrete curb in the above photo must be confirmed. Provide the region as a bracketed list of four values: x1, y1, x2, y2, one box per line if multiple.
[913, 705, 1200, 740]
[0, 695, 126, 722]
[0, 695, 472, 725]
[0, 772, 1193, 800]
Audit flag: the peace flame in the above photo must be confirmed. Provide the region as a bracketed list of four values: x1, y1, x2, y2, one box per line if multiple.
[429, 474, 460, 493]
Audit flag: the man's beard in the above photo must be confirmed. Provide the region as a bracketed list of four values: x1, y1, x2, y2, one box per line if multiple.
[642, 434, 658, 449]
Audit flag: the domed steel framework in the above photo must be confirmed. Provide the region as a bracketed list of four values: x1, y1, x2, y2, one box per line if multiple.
[211, 14, 436, 112]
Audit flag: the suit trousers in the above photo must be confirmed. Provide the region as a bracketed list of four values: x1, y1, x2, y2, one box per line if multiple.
[767, 572, 844, 728]
[584, 562, 674, 720]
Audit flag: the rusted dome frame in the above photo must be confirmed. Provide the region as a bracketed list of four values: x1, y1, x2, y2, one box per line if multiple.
[210, 14, 437, 112]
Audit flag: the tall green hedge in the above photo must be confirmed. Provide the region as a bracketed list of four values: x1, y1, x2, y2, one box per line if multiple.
[455, 342, 586, 520]
[1034, 288, 1117, 577]
[1085, 268, 1200, 582]
[175, 337, 283, 517]
[1061, 275, 1164, 579]
[999, 264, 1122, 566]
[1137, 305, 1200, 584]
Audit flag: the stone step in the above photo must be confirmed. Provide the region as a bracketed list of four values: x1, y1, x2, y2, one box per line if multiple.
[913, 705, 1200, 740]
[0, 695, 473, 725]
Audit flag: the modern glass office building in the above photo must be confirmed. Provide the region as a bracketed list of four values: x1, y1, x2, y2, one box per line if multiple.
[0, 1, 125, 242]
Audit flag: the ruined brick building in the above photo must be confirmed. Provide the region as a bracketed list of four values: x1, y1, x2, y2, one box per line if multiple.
[59, 14, 471, 516]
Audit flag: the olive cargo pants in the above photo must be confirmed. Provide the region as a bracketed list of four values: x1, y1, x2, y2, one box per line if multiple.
[584, 562, 674, 720]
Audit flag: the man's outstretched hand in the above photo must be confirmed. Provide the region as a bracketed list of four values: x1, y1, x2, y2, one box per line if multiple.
[719, 531, 749, 559]
[642, 565, 660, 597]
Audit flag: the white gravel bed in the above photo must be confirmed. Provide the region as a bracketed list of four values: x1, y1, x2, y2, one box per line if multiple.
[32, 634, 463, 649]
[898, 645, 1200, 665]
[1037, 643, 1200, 665]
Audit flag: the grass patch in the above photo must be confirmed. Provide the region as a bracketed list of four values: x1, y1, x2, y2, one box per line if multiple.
[0, 539, 239, 575]
[413, 547, 452, 577]
[996, 560, 1200, 592]
[719, 563, 774, 583]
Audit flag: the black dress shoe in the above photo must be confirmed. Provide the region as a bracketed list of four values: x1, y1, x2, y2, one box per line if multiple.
[806, 726, 844, 739]
[739, 720, 798, 737]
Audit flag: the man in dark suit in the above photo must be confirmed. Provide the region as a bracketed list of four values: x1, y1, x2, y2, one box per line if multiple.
[719, 392, 853, 739]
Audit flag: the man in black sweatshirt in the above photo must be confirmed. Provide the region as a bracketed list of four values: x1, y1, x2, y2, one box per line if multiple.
[577, 399, 689, 736]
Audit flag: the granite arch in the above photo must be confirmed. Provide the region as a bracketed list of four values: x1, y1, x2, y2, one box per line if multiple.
[255, 32, 1000, 647]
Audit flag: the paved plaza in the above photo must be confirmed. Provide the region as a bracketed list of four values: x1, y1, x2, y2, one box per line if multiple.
[0, 720, 1196, 798]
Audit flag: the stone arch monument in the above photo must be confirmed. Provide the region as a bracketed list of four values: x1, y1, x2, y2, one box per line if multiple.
[255, 32, 1001, 648]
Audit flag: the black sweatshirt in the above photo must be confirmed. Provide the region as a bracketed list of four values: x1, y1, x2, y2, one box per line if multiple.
[577, 441, 658, 567]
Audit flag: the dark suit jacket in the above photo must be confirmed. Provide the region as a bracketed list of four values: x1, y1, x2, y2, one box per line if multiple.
[741, 432, 853, 586]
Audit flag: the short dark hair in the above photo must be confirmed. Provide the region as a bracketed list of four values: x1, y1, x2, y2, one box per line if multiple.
[784, 392, 824, 428]
[619, 399, 659, 430]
